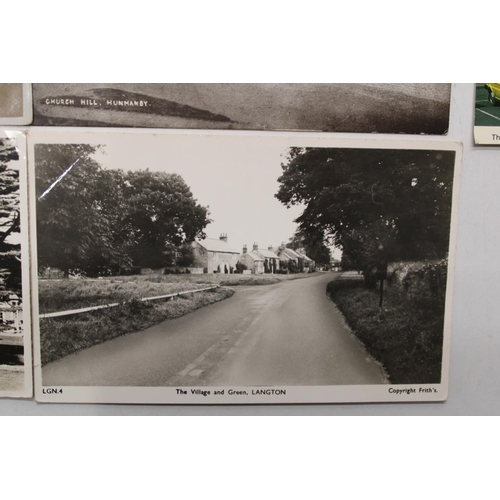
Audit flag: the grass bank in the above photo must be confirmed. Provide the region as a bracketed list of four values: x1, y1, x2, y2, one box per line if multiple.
[39, 272, 324, 313]
[40, 287, 234, 365]
[219, 272, 323, 286]
[327, 272, 445, 384]
[39, 278, 222, 314]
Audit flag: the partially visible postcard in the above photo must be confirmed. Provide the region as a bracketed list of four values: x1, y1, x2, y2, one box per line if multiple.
[29, 129, 461, 404]
[0, 84, 33, 126]
[33, 83, 451, 134]
[474, 83, 500, 145]
[0, 130, 32, 397]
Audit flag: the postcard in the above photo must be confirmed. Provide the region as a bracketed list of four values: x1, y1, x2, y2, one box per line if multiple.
[33, 83, 451, 135]
[0, 84, 33, 126]
[0, 130, 32, 397]
[29, 130, 461, 404]
[474, 83, 500, 145]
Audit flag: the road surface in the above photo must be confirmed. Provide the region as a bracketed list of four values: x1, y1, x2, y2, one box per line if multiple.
[42, 273, 388, 387]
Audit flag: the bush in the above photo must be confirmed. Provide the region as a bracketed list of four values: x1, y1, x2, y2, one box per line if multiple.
[176, 245, 195, 267]
[327, 274, 445, 384]
[119, 266, 142, 276]
[163, 267, 191, 275]
[235, 262, 247, 274]
[388, 260, 447, 311]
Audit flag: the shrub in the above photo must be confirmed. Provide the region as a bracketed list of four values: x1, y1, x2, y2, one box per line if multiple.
[386, 260, 448, 310]
[163, 267, 189, 275]
[176, 245, 195, 267]
[235, 262, 247, 274]
[120, 266, 142, 276]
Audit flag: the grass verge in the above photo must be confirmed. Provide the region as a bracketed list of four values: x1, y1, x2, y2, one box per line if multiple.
[326, 276, 444, 384]
[40, 287, 234, 366]
[39, 272, 324, 313]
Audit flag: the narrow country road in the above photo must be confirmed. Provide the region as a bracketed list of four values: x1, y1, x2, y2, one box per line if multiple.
[42, 273, 388, 387]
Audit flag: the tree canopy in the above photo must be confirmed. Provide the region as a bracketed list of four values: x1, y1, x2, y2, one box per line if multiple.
[276, 147, 455, 277]
[122, 170, 210, 268]
[35, 144, 210, 276]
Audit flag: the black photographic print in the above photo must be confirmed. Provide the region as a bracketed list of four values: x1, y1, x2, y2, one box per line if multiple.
[33, 83, 451, 135]
[0, 131, 32, 397]
[29, 130, 461, 404]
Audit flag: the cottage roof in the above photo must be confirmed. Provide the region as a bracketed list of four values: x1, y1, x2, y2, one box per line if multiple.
[283, 248, 302, 259]
[195, 238, 240, 254]
[295, 251, 313, 262]
[273, 247, 295, 260]
[257, 248, 279, 259]
[246, 251, 264, 261]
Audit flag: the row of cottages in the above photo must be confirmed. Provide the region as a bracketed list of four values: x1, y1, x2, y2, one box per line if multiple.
[273, 244, 316, 273]
[239, 244, 281, 274]
[190, 235, 315, 275]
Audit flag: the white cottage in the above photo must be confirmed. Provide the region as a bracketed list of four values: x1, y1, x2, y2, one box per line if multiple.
[255, 246, 280, 274]
[191, 234, 240, 274]
[239, 244, 265, 274]
[295, 249, 316, 272]
[274, 243, 303, 272]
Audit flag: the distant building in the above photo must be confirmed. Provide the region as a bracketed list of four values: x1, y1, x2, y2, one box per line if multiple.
[0, 295, 22, 334]
[239, 244, 265, 274]
[255, 246, 280, 274]
[191, 234, 240, 273]
[274, 244, 304, 272]
[331, 258, 341, 271]
[8, 294, 20, 307]
[295, 249, 316, 272]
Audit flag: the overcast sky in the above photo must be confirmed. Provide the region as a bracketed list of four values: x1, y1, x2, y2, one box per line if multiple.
[92, 133, 306, 255]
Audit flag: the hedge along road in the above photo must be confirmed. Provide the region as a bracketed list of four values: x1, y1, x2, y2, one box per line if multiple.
[42, 273, 388, 387]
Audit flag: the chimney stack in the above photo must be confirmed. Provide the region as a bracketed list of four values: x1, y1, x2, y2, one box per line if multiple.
[243, 244, 247, 254]
[219, 233, 228, 243]
[268, 245, 273, 251]
[253, 243, 258, 252]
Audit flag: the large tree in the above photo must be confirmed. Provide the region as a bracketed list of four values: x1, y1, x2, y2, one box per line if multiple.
[35, 144, 210, 275]
[276, 147, 455, 280]
[123, 170, 210, 268]
[35, 144, 131, 276]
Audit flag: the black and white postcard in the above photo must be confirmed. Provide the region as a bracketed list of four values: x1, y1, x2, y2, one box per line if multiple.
[33, 83, 451, 135]
[0, 130, 32, 397]
[0, 84, 33, 126]
[474, 83, 500, 145]
[29, 130, 461, 404]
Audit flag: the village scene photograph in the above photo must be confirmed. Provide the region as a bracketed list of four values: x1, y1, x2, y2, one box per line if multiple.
[0, 132, 28, 395]
[31, 131, 458, 401]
